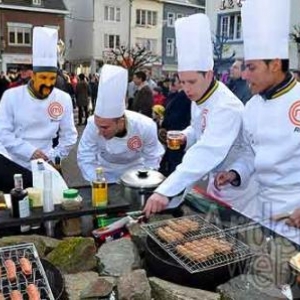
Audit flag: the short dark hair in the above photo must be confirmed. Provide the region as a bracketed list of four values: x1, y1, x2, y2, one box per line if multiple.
[263, 59, 289, 73]
[134, 71, 146, 82]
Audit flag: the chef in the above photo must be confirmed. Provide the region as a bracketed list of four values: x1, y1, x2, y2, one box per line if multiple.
[214, 0, 300, 244]
[77, 64, 164, 183]
[143, 13, 244, 217]
[0, 27, 77, 192]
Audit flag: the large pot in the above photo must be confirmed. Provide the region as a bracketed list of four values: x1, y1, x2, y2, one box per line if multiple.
[119, 168, 165, 210]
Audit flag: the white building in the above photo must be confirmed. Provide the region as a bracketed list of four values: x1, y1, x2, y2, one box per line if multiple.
[206, 0, 300, 70]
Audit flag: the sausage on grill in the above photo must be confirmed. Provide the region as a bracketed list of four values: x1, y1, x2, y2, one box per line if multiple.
[10, 290, 22, 300]
[5, 259, 16, 281]
[20, 257, 32, 275]
[27, 283, 41, 300]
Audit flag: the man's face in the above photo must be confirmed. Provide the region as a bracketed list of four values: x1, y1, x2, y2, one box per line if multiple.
[132, 75, 141, 86]
[179, 71, 213, 101]
[230, 61, 242, 79]
[32, 71, 57, 97]
[94, 115, 124, 140]
[243, 60, 276, 94]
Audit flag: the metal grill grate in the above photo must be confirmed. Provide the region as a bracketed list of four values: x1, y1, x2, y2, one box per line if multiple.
[0, 243, 55, 300]
[142, 215, 255, 274]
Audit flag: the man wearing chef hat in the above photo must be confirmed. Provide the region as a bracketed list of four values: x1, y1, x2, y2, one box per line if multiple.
[143, 13, 244, 217]
[213, 0, 300, 244]
[0, 27, 77, 192]
[77, 64, 164, 183]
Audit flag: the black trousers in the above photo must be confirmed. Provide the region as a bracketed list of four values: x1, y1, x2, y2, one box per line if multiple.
[0, 155, 32, 193]
[78, 105, 88, 125]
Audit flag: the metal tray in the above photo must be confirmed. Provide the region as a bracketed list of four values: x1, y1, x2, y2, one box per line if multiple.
[0, 243, 55, 300]
[142, 215, 255, 274]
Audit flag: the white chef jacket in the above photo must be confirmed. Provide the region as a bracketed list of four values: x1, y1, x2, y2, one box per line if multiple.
[0, 85, 78, 170]
[231, 80, 300, 244]
[155, 81, 244, 208]
[77, 110, 165, 183]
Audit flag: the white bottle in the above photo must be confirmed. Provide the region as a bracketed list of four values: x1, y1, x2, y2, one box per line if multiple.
[43, 170, 54, 212]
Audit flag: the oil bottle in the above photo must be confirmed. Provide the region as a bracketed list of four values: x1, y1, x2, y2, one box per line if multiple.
[92, 167, 108, 207]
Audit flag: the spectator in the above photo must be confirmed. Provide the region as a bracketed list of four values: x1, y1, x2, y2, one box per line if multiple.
[0, 71, 10, 100]
[153, 86, 166, 106]
[75, 73, 90, 125]
[131, 71, 153, 118]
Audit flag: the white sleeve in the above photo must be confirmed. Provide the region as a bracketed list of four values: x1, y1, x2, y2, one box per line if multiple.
[47, 95, 78, 160]
[0, 90, 36, 160]
[77, 120, 100, 182]
[181, 124, 197, 150]
[155, 104, 243, 202]
[141, 120, 165, 169]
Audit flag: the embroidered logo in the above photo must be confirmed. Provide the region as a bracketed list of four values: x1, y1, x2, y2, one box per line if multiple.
[201, 109, 209, 132]
[127, 136, 142, 150]
[48, 102, 64, 119]
[289, 101, 300, 127]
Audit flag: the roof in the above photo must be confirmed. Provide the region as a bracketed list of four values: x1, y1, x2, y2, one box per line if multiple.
[162, 0, 205, 8]
[0, 0, 68, 13]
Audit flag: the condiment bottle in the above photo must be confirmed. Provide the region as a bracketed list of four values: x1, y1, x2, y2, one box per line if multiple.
[92, 167, 108, 207]
[10, 174, 30, 232]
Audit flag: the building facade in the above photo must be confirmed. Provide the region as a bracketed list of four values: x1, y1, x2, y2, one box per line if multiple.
[0, 0, 68, 73]
[162, 0, 205, 74]
[206, 0, 300, 71]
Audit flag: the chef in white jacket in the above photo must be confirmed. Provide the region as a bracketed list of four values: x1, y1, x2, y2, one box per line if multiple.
[143, 13, 244, 217]
[214, 0, 300, 245]
[0, 27, 77, 192]
[77, 64, 164, 183]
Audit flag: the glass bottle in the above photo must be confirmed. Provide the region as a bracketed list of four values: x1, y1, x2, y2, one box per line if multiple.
[10, 174, 30, 232]
[54, 156, 63, 176]
[92, 167, 108, 207]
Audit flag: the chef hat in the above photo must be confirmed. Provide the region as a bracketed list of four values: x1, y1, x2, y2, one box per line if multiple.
[242, 0, 290, 60]
[175, 13, 213, 72]
[95, 65, 128, 118]
[32, 27, 58, 72]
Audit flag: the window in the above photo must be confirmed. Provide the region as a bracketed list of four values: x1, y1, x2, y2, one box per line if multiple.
[166, 38, 175, 57]
[136, 9, 157, 27]
[104, 6, 121, 22]
[104, 34, 120, 49]
[7, 23, 32, 46]
[176, 13, 184, 19]
[136, 38, 157, 54]
[167, 12, 175, 27]
[219, 13, 242, 41]
[32, 0, 41, 5]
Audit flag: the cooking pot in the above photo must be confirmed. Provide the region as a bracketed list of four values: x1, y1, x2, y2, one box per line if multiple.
[119, 168, 165, 210]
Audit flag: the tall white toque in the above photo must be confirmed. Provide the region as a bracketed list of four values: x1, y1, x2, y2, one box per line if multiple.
[95, 64, 128, 118]
[175, 13, 214, 72]
[242, 0, 290, 60]
[32, 27, 58, 71]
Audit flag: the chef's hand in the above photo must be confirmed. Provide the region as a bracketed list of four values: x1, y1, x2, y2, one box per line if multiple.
[178, 133, 186, 145]
[31, 149, 49, 161]
[143, 193, 169, 218]
[286, 208, 300, 228]
[214, 171, 237, 191]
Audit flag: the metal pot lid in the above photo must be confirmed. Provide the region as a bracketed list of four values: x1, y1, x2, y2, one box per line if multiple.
[120, 168, 165, 189]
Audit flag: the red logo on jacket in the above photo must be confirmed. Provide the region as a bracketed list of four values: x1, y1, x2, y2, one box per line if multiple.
[127, 136, 142, 150]
[289, 101, 300, 126]
[201, 109, 209, 132]
[48, 101, 64, 119]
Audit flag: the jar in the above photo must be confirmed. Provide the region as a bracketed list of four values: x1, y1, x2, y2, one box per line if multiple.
[61, 189, 82, 236]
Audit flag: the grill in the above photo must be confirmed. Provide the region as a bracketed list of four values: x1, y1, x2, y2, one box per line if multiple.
[142, 215, 255, 274]
[0, 243, 55, 300]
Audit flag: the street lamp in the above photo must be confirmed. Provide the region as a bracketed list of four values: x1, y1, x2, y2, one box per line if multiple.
[220, 0, 245, 10]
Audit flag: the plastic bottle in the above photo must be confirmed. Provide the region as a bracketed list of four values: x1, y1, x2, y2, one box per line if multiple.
[92, 167, 108, 207]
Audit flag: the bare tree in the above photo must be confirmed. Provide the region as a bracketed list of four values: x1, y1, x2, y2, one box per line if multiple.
[290, 25, 300, 70]
[105, 45, 159, 80]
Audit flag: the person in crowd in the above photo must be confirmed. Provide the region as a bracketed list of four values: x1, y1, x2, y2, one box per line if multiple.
[143, 14, 244, 217]
[89, 73, 99, 113]
[142, 67, 157, 90]
[0, 71, 10, 100]
[213, 0, 300, 244]
[158, 74, 191, 176]
[152, 104, 165, 129]
[127, 80, 137, 110]
[0, 27, 77, 192]
[77, 65, 164, 183]
[75, 73, 90, 126]
[131, 71, 153, 118]
[227, 59, 252, 104]
[152, 86, 166, 106]
[9, 65, 33, 88]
